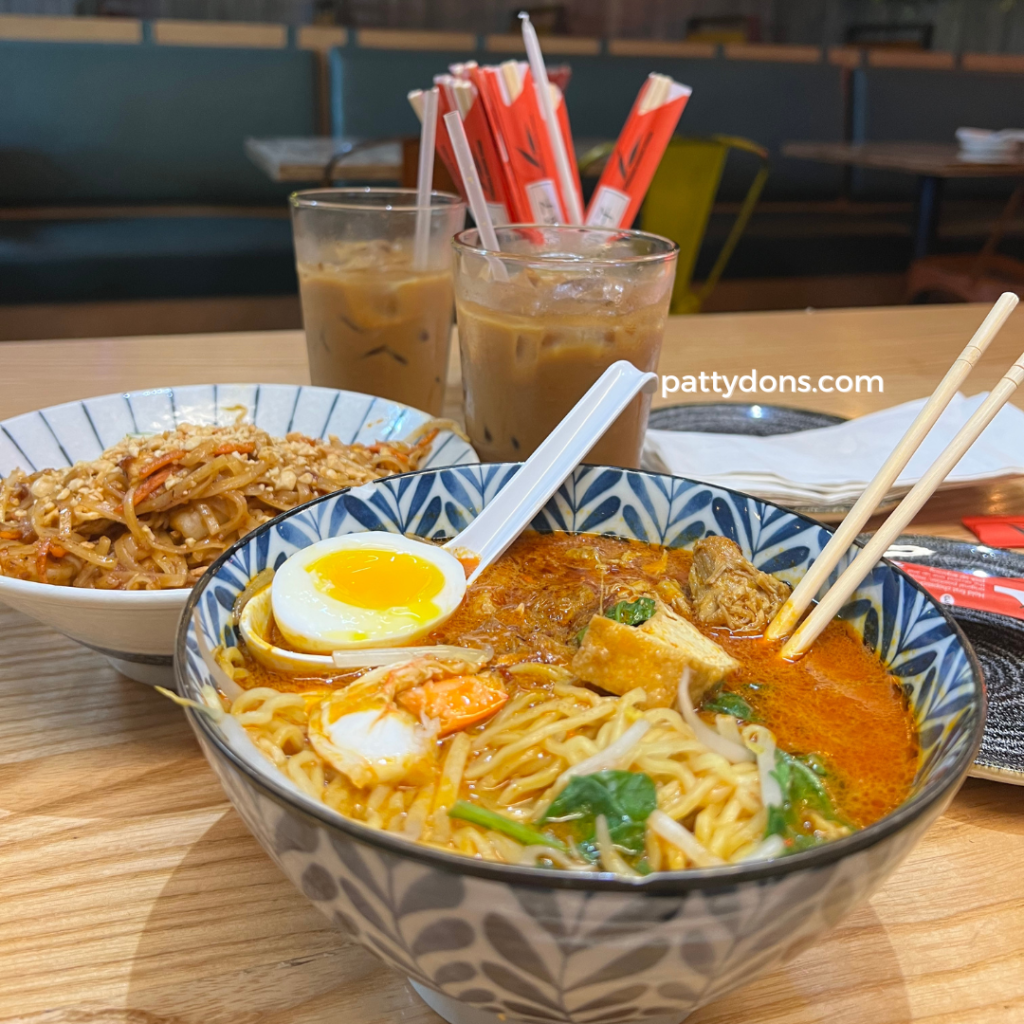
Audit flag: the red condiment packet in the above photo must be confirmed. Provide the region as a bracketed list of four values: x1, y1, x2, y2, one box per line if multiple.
[471, 62, 565, 224]
[894, 561, 1024, 621]
[962, 515, 1024, 549]
[546, 64, 572, 94]
[428, 81, 466, 199]
[449, 76, 513, 227]
[585, 73, 691, 230]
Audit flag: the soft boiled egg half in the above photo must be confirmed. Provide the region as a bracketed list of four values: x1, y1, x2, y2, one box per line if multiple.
[270, 533, 468, 653]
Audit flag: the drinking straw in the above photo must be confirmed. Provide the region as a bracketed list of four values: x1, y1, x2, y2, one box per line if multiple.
[443, 109, 502, 253]
[520, 13, 584, 225]
[413, 86, 438, 270]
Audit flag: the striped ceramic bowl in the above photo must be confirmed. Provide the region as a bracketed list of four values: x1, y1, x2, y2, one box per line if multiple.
[176, 463, 984, 1024]
[0, 384, 476, 684]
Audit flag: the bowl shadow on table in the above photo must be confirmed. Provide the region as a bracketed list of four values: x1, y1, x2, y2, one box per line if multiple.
[124, 810, 437, 1024]
[122, 812, 913, 1024]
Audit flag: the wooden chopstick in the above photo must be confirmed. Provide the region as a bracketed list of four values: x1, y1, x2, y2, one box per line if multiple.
[766, 291, 1019, 642]
[638, 74, 671, 115]
[781, 341, 1024, 660]
[500, 60, 522, 103]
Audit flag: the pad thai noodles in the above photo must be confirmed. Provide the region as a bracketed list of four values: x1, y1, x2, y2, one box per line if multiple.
[0, 422, 439, 590]
[201, 532, 919, 876]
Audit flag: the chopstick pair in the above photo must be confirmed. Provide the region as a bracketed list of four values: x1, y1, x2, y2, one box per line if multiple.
[767, 291, 1023, 659]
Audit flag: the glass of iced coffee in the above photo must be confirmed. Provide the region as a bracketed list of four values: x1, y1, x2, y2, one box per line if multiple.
[290, 189, 466, 416]
[453, 225, 678, 468]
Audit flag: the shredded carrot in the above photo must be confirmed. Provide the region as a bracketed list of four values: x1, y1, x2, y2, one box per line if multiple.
[0, 530, 19, 540]
[135, 449, 186, 480]
[212, 442, 255, 457]
[367, 428, 438, 457]
[132, 466, 174, 506]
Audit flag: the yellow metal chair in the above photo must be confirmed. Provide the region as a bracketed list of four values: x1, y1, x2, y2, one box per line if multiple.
[580, 136, 770, 314]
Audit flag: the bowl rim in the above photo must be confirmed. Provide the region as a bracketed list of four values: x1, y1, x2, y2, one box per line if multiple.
[0, 572, 189, 604]
[176, 463, 987, 893]
[0, 381, 474, 605]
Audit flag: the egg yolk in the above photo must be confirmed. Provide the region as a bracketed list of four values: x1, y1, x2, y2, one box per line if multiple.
[308, 548, 445, 617]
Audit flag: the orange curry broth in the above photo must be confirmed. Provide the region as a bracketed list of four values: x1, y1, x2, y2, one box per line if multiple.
[235, 531, 918, 827]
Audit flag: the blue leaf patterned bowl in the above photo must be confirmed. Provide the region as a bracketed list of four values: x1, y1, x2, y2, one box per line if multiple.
[176, 464, 984, 1024]
[0, 384, 476, 685]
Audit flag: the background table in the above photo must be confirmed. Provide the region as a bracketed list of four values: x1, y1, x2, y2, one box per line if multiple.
[1, 304, 1023, 1023]
[245, 137, 404, 183]
[245, 136, 610, 184]
[783, 141, 1024, 259]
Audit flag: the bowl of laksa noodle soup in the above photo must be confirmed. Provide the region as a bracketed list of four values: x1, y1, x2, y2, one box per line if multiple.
[177, 462, 983, 1024]
[0, 384, 475, 684]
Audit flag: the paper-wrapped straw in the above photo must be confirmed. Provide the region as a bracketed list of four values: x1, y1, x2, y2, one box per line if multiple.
[520, 13, 583, 225]
[413, 86, 438, 269]
[443, 109, 501, 253]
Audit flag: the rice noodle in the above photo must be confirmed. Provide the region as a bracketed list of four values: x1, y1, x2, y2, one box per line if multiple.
[676, 670, 755, 764]
[0, 422, 437, 590]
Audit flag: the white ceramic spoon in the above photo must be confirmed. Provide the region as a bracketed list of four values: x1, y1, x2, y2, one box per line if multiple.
[447, 359, 658, 584]
[241, 360, 657, 670]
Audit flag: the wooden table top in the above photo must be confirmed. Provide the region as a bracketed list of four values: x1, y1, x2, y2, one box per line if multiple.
[783, 141, 1024, 178]
[244, 137, 403, 183]
[2, 303, 1023, 1023]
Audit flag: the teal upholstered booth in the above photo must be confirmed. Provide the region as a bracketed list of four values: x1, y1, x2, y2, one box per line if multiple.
[0, 38, 315, 304]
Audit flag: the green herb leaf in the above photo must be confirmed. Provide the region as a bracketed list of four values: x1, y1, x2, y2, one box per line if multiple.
[541, 770, 657, 862]
[604, 597, 657, 627]
[764, 750, 848, 851]
[448, 801, 568, 852]
[787, 754, 833, 816]
[575, 625, 589, 645]
[702, 691, 757, 721]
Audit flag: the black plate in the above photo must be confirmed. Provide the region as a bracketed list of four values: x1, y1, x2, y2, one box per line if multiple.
[871, 533, 1024, 785]
[649, 402, 847, 437]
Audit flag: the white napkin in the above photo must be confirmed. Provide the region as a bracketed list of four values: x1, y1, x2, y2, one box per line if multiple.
[642, 393, 1024, 505]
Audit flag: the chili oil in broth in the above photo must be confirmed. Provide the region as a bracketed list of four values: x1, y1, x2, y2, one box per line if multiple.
[235, 531, 919, 832]
[428, 532, 919, 828]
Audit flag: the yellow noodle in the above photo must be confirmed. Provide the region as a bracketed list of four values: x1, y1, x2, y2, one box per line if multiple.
[228, 678, 775, 873]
